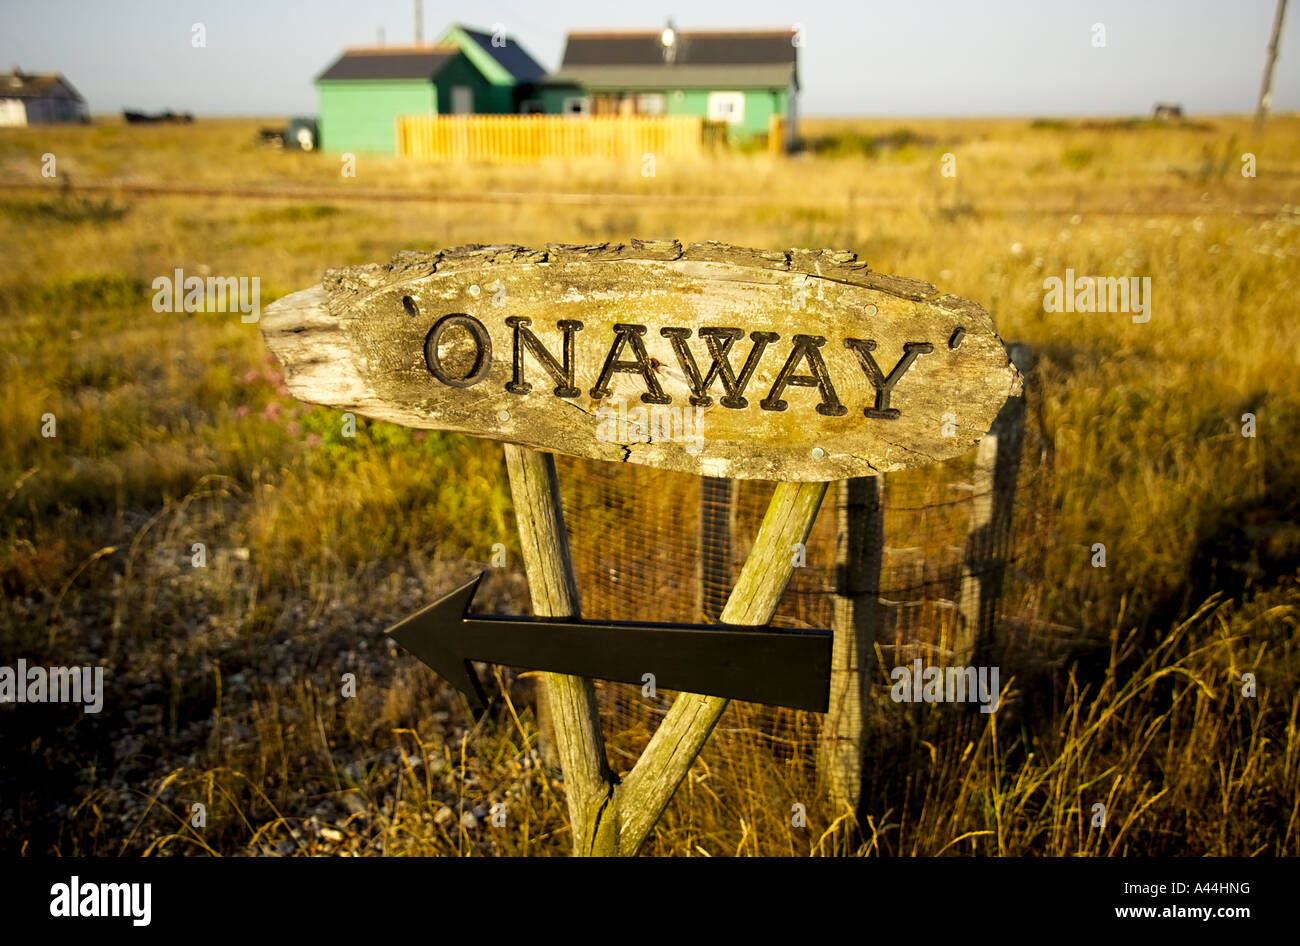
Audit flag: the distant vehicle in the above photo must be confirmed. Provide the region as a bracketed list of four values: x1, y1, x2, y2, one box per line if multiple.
[287, 116, 318, 150]
[258, 117, 318, 151]
[1152, 103, 1184, 121]
[123, 109, 194, 124]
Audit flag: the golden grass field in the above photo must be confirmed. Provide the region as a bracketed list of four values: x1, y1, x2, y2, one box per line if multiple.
[1, 115, 1298, 855]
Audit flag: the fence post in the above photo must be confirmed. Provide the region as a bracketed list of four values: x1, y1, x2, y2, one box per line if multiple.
[698, 477, 734, 620]
[956, 343, 1033, 662]
[818, 474, 886, 814]
[769, 115, 785, 156]
[503, 445, 618, 854]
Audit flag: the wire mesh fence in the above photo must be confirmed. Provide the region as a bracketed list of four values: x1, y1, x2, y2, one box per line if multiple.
[548, 355, 1053, 838]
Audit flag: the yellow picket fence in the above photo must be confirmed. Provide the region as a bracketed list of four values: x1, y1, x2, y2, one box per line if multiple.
[397, 114, 704, 162]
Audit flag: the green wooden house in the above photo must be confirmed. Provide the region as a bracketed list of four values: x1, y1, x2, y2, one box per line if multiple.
[435, 24, 547, 114]
[540, 26, 799, 147]
[315, 25, 546, 155]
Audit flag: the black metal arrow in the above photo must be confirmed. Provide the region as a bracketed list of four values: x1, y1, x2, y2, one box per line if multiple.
[385, 573, 831, 713]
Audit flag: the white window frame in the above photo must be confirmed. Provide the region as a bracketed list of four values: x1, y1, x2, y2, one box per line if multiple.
[707, 91, 745, 124]
[636, 93, 666, 116]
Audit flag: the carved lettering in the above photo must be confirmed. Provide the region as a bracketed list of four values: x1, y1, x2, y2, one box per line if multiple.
[760, 334, 847, 416]
[505, 317, 583, 397]
[843, 339, 933, 419]
[424, 314, 492, 388]
[590, 323, 671, 405]
[659, 327, 778, 408]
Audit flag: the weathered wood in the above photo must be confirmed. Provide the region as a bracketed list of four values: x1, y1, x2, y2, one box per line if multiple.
[956, 344, 1033, 662]
[818, 475, 886, 814]
[612, 481, 828, 855]
[698, 477, 733, 620]
[261, 242, 1022, 482]
[502, 445, 617, 855]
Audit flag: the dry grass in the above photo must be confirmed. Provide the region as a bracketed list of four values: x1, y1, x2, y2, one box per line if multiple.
[1, 115, 1298, 855]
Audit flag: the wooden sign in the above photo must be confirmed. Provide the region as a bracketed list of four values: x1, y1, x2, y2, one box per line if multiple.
[262, 240, 1022, 481]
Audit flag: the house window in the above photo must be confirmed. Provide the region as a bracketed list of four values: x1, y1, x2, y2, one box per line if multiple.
[450, 85, 474, 114]
[707, 92, 745, 124]
[562, 96, 590, 116]
[636, 93, 666, 116]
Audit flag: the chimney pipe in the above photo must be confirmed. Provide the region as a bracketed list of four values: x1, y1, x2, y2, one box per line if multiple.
[661, 18, 677, 64]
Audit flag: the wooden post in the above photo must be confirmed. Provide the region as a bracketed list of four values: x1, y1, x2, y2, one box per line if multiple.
[505, 452, 824, 855]
[698, 477, 733, 620]
[956, 344, 1032, 662]
[503, 445, 617, 855]
[818, 474, 885, 814]
[1255, 0, 1289, 132]
[613, 481, 827, 855]
[769, 115, 785, 156]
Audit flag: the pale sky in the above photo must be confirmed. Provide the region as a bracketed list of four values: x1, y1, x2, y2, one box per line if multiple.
[1, 0, 1296, 117]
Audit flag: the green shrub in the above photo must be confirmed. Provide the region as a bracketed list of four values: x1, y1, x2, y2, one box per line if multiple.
[1062, 146, 1094, 169]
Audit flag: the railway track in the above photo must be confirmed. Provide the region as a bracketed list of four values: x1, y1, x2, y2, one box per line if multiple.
[0, 179, 1290, 218]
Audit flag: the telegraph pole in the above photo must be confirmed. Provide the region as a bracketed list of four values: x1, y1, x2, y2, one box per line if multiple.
[1256, 0, 1289, 132]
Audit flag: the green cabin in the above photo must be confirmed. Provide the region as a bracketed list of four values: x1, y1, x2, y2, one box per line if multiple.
[435, 24, 547, 114]
[541, 26, 799, 148]
[315, 24, 546, 155]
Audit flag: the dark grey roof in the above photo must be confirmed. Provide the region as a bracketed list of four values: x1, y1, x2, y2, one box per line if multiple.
[459, 26, 547, 82]
[316, 46, 460, 82]
[561, 30, 797, 68]
[1, 71, 84, 100]
[546, 64, 796, 90]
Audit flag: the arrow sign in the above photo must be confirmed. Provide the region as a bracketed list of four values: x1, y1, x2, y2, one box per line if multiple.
[386, 574, 832, 713]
